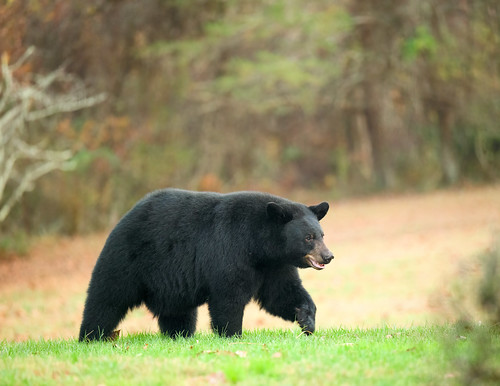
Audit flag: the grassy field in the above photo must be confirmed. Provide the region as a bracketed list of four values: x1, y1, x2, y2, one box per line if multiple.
[3, 326, 498, 385]
[2, 185, 500, 341]
[1, 185, 500, 384]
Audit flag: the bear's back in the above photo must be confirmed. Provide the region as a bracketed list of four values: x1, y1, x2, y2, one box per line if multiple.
[105, 188, 309, 266]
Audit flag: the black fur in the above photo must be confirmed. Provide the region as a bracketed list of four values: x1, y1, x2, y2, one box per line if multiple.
[79, 189, 333, 341]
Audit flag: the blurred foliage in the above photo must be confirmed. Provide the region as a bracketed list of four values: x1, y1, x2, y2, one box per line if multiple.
[443, 237, 500, 384]
[0, 0, 499, 246]
[446, 238, 500, 328]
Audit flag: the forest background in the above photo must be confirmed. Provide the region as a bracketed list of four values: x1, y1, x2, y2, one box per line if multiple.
[1, 0, 499, 248]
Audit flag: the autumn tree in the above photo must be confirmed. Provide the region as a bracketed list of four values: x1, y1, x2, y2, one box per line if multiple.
[340, 0, 412, 189]
[0, 48, 105, 222]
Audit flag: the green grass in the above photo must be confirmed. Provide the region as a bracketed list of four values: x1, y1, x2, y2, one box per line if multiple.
[2, 326, 498, 385]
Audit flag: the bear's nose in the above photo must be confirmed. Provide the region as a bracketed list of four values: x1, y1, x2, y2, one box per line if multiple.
[322, 251, 334, 264]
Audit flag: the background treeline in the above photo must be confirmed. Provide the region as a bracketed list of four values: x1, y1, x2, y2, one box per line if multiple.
[1, 0, 499, 238]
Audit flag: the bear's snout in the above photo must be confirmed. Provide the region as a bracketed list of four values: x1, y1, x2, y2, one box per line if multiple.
[317, 239, 334, 265]
[304, 239, 334, 270]
[322, 250, 334, 264]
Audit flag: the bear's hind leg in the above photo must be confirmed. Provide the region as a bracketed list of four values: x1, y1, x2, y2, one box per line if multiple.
[208, 300, 245, 337]
[158, 308, 198, 338]
[79, 302, 129, 341]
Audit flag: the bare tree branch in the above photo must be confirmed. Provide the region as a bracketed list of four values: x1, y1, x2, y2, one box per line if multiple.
[0, 47, 106, 223]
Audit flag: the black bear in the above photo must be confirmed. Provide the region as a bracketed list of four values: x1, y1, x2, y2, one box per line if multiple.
[79, 189, 333, 341]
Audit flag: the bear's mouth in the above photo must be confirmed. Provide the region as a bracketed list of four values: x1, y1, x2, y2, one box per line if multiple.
[305, 254, 325, 270]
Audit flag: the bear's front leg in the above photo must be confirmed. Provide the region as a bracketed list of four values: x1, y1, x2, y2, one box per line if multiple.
[295, 300, 316, 335]
[255, 266, 317, 335]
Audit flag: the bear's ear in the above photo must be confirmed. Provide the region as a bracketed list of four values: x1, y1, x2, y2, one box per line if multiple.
[309, 202, 329, 221]
[267, 202, 293, 224]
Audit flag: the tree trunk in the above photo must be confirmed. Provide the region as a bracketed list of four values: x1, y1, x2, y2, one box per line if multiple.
[437, 107, 459, 184]
[363, 81, 387, 189]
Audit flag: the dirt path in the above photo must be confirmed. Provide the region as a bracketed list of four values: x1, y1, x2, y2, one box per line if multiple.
[1, 185, 499, 341]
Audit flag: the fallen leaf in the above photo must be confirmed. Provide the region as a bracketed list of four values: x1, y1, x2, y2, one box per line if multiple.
[229, 342, 256, 345]
[201, 350, 218, 355]
[109, 330, 120, 341]
[235, 350, 247, 358]
[272, 352, 282, 358]
[206, 372, 226, 384]
[189, 372, 226, 385]
[198, 350, 239, 357]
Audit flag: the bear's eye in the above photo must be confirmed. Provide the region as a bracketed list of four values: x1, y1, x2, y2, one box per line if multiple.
[305, 234, 314, 242]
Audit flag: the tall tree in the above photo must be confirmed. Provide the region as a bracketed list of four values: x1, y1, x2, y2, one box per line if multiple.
[341, 0, 409, 188]
[412, 1, 466, 184]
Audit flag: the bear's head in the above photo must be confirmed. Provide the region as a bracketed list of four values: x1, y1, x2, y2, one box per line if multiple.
[266, 201, 334, 270]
